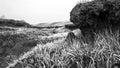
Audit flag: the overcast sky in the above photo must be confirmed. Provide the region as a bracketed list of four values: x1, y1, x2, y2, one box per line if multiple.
[0, 0, 89, 24]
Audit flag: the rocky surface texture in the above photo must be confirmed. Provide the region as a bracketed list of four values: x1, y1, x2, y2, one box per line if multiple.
[70, 0, 120, 44]
[70, 0, 120, 68]
[70, 0, 120, 30]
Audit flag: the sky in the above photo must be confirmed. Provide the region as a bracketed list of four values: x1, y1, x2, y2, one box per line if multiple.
[0, 0, 87, 24]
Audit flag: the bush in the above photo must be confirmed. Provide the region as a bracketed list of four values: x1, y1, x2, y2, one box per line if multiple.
[70, 0, 120, 29]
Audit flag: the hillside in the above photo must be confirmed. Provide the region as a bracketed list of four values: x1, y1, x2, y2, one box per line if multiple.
[0, 21, 72, 68]
[37, 21, 73, 27]
[0, 19, 31, 27]
[1, 0, 120, 67]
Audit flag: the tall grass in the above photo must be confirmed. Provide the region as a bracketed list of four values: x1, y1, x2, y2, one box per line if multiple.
[7, 29, 120, 68]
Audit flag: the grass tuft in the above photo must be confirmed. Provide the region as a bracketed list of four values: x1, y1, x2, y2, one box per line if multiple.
[7, 29, 120, 68]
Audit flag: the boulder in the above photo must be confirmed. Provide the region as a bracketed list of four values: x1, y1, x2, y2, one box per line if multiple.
[72, 29, 82, 39]
[70, 0, 120, 31]
[70, 0, 120, 45]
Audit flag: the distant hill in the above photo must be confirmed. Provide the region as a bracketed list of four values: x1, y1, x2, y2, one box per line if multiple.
[0, 19, 31, 27]
[37, 21, 73, 27]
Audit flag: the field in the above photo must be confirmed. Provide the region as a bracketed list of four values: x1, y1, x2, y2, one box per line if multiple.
[0, 26, 119, 68]
[0, 25, 69, 68]
[0, 20, 120, 68]
[1, 0, 120, 68]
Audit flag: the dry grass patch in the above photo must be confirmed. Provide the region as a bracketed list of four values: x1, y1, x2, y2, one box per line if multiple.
[7, 29, 120, 68]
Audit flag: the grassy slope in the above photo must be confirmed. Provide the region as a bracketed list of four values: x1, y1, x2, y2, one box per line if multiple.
[7, 29, 120, 68]
[0, 19, 31, 27]
[0, 25, 70, 68]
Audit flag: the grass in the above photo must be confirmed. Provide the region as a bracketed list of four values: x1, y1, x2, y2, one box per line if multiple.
[7, 29, 120, 68]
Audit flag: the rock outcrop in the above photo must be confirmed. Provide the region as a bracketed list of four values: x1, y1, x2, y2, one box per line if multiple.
[70, 0, 120, 30]
[72, 29, 82, 39]
[70, 0, 120, 44]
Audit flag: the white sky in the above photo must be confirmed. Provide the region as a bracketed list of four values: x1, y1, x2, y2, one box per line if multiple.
[0, 0, 81, 24]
